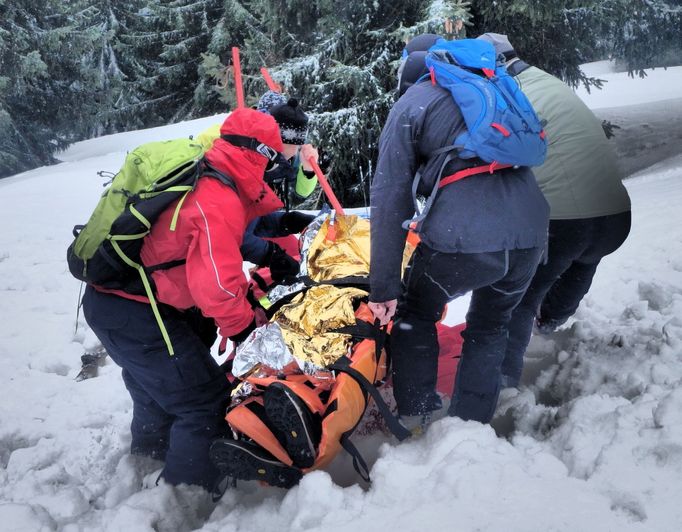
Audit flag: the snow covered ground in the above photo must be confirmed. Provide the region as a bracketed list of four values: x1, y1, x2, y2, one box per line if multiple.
[579, 60, 682, 177]
[1, 64, 682, 531]
[577, 61, 682, 109]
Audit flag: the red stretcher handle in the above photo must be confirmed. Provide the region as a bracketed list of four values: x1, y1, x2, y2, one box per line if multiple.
[307, 157, 345, 216]
[232, 47, 245, 108]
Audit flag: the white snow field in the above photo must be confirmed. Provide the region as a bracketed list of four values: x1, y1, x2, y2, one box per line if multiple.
[1, 63, 681, 531]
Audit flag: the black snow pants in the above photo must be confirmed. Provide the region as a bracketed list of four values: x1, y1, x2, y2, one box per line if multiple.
[390, 243, 543, 424]
[502, 211, 631, 386]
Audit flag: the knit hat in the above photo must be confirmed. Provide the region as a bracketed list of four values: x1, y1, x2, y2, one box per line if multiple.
[397, 51, 430, 97]
[476, 33, 517, 60]
[402, 33, 441, 57]
[269, 98, 309, 146]
[256, 90, 288, 113]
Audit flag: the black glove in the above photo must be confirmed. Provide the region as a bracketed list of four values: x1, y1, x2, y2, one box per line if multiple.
[228, 308, 269, 344]
[267, 243, 300, 284]
[280, 211, 316, 234]
[229, 317, 256, 344]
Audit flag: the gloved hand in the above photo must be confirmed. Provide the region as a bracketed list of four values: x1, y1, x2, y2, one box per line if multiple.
[268, 243, 300, 284]
[281, 211, 316, 234]
[228, 307, 269, 345]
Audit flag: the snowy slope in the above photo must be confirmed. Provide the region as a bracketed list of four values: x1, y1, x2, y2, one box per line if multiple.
[577, 61, 682, 109]
[1, 67, 682, 531]
[577, 60, 682, 177]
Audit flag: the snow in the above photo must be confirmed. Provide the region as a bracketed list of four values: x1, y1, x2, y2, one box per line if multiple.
[2, 66, 682, 531]
[577, 60, 682, 109]
[56, 113, 228, 163]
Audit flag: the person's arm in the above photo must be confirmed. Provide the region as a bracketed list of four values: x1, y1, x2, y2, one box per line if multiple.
[294, 144, 319, 199]
[240, 217, 273, 266]
[240, 212, 304, 283]
[252, 211, 315, 238]
[185, 194, 256, 340]
[369, 98, 422, 307]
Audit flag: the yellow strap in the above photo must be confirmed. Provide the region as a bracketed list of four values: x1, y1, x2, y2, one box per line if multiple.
[170, 190, 191, 232]
[129, 204, 151, 229]
[109, 240, 175, 356]
[138, 185, 193, 199]
[258, 295, 272, 310]
[109, 232, 149, 241]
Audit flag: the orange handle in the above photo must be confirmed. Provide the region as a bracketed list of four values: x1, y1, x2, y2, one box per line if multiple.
[260, 67, 282, 93]
[232, 47, 244, 108]
[307, 157, 345, 215]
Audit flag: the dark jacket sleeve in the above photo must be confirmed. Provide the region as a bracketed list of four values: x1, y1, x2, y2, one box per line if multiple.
[369, 100, 422, 302]
[239, 218, 273, 265]
[241, 212, 299, 265]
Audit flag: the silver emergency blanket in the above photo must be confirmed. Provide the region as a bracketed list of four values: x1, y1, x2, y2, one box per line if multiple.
[298, 208, 331, 277]
[265, 281, 306, 306]
[232, 322, 293, 378]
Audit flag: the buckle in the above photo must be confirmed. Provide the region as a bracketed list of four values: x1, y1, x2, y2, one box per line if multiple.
[256, 143, 278, 161]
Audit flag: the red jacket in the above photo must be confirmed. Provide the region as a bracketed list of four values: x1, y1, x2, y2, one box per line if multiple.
[138, 108, 284, 339]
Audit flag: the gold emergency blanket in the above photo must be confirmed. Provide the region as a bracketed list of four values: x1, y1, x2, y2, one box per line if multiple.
[303, 213, 417, 282]
[305, 215, 371, 281]
[234, 212, 417, 378]
[274, 285, 368, 368]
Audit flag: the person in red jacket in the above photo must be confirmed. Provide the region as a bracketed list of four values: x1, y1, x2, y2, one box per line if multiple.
[82, 108, 285, 489]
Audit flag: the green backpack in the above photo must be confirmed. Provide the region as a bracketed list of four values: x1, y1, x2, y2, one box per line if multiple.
[67, 137, 233, 354]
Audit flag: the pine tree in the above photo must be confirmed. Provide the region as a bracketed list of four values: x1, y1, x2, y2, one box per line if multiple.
[467, 1, 682, 89]
[62, 1, 148, 135]
[0, 0, 96, 177]
[193, 0, 271, 114]
[2, 0, 680, 183]
[607, 0, 682, 74]
[196, 0, 472, 206]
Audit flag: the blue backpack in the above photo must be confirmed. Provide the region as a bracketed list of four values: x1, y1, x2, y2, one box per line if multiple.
[425, 38, 546, 166]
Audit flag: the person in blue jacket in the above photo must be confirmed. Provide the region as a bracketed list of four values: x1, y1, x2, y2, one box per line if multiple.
[368, 35, 550, 429]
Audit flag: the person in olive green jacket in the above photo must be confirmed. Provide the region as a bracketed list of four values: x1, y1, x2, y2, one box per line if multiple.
[477, 33, 632, 387]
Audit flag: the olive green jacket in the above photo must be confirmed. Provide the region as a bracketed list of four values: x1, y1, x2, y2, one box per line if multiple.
[514, 64, 631, 219]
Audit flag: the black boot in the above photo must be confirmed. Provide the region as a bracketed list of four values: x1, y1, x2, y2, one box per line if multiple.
[263, 382, 321, 468]
[209, 438, 302, 489]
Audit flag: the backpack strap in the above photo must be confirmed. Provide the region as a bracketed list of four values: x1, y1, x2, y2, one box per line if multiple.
[402, 141, 515, 231]
[401, 145, 457, 231]
[340, 434, 371, 483]
[220, 134, 279, 163]
[144, 258, 187, 274]
[168, 158, 236, 232]
[328, 325, 412, 442]
[108, 239, 177, 355]
[200, 158, 238, 192]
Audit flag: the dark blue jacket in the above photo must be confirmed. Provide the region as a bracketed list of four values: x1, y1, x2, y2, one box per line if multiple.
[240, 212, 288, 265]
[369, 81, 549, 301]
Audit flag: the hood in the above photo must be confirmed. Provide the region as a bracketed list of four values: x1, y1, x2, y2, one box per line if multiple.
[476, 32, 517, 61]
[204, 108, 284, 219]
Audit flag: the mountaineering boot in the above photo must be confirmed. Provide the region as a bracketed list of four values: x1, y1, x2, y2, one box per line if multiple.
[263, 382, 320, 468]
[209, 438, 302, 489]
[75, 344, 109, 381]
[398, 412, 433, 436]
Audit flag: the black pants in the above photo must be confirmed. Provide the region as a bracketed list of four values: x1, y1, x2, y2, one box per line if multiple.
[82, 286, 230, 489]
[390, 244, 543, 423]
[502, 211, 631, 386]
